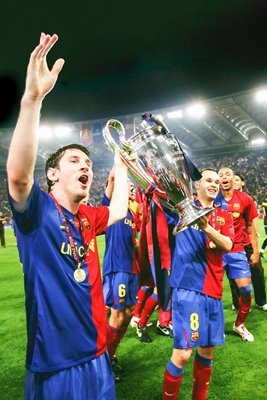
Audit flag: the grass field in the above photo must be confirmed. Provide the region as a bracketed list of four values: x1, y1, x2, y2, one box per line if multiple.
[0, 223, 267, 400]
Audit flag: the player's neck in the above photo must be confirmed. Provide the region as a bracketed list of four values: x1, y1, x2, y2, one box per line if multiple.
[221, 187, 234, 200]
[50, 189, 80, 215]
[197, 195, 213, 208]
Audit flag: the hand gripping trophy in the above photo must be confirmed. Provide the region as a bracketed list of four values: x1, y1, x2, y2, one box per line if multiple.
[103, 113, 213, 234]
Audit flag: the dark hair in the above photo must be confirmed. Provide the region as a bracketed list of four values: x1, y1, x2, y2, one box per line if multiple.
[234, 172, 245, 182]
[45, 144, 91, 192]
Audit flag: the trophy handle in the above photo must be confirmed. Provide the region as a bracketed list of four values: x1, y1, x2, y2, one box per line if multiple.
[103, 119, 154, 189]
[103, 119, 128, 153]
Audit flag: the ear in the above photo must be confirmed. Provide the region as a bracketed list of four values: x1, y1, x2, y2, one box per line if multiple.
[194, 181, 200, 190]
[47, 167, 59, 183]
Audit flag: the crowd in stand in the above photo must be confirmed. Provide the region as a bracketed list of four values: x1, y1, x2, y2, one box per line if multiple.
[0, 149, 266, 221]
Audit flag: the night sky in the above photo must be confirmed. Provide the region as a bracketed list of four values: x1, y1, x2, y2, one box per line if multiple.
[1, 0, 267, 127]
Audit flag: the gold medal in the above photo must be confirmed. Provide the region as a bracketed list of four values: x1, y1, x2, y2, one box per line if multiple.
[74, 268, 86, 282]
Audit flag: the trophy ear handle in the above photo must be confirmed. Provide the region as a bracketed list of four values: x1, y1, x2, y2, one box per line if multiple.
[103, 119, 128, 153]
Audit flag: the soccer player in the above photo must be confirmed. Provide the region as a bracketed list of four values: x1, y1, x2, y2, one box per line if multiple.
[0, 211, 6, 248]
[230, 173, 267, 311]
[6, 33, 129, 400]
[162, 168, 234, 400]
[260, 195, 267, 258]
[215, 167, 259, 340]
[102, 179, 141, 381]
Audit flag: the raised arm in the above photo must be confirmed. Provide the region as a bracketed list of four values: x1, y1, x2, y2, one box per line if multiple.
[107, 150, 129, 226]
[6, 33, 64, 210]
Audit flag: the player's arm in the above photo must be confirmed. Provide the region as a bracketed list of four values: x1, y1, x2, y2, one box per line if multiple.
[6, 33, 64, 211]
[246, 219, 259, 265]
[196, 214, 233, 252]
[107, 150, 129, 227]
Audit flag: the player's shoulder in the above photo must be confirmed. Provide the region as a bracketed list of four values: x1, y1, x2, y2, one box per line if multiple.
[214, 204, 231, 217]
[233, 189, 252, 202]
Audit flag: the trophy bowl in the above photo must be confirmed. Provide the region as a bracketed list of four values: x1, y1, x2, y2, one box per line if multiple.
[103, 114, 213, 234]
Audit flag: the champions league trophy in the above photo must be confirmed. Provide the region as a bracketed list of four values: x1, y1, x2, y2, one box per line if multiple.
[103, 113, 213, 234]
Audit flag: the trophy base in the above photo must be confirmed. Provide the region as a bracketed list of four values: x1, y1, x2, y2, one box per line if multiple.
[172, 201, 214, 235]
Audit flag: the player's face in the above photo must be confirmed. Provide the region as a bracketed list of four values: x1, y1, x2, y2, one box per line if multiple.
[128, 182, 136, 201]
[198, 170, 220, 201]
[218, 167, 234, 190]
[54, 149, 93, 201]
[234, 175, 243, 190]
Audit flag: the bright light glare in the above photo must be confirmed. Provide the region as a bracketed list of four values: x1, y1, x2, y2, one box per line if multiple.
[186, 103, 206, 118]
[167, 110, 183, 119]
[54, 125, 72, 138]
[38, 126, 53, 141]
[251, 138, 266, 146]
[255, 89, 267, 103]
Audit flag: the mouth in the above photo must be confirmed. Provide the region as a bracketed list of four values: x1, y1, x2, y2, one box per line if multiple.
[207, 188, 218, 196]
[221, 180, 229, 186]
[78, 175, 89, 185]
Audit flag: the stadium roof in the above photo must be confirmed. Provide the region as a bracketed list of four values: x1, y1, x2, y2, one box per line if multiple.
[1, 1, 267, 169]
[1, 86, 267, 171]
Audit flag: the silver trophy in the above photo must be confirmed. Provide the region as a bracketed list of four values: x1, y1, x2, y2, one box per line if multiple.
[103, 113, 213, 234]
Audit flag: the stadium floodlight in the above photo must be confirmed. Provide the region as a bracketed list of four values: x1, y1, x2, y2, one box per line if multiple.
[250, 137, 266, 146]
[54, 125, 72, 138]
[186, 103, 206, 118]
[167, 110, 183, 119]
[38, 125, 53, 141]
[255, 88, 267, 103]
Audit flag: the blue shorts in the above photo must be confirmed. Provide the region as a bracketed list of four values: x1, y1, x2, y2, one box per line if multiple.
[103, 272, 138, 310]
[223, 252, 251, 279]
[24, 351, 116, 400]
[172, 289, 224, 349]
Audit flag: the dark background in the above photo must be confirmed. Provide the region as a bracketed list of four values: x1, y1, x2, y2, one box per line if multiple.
[1, 0, 267, 127]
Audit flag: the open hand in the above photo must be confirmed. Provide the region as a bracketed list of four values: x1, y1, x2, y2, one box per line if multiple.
[24, 33, 65, 101]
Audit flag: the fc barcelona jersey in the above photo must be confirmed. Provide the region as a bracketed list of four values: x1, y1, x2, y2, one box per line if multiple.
[168, 205, 234, 299]
[8, 179, 109, 373]
[215, 190, 258, 252]
[102, 194, 139, 275]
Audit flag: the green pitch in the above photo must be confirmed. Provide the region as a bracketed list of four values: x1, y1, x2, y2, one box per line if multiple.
[0, 223, 267, 400]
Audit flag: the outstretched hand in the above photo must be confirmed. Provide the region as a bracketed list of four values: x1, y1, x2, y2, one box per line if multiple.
[24, 33, 65, 101]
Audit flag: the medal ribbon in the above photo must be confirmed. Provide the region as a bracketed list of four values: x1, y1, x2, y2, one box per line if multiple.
[49, 193, 89, 269]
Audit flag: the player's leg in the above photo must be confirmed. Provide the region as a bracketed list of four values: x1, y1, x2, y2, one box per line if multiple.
[136, 289, 158, 343]
[163, 348, 191, 400]
[130, 285, 153, 327]
[104, 272, 138, 379]
[192, 346, 214, 400]
[228, 278, 240, 310]
[234, 277, 254, 341]
[224, 252, 254, 341]
[157, 307, 173, 337]
[245, 243, 267, 310]
[192, 295, 224, 400]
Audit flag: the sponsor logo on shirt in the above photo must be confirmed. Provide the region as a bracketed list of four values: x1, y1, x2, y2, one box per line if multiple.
[60, 239, 95, 256]
[232, 212, 240, 218]
[124, 218, 135, 228]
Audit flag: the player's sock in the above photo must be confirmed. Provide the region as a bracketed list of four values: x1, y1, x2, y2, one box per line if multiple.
[235, 288, 252, 326]
[106, 324, 121, 359]
[192, 352, 212, 400]
[138, 293, 158, 327]
[133, 286, 153, 318]
[118, 322, 128, 341]
[163, 359, 184, 399]
[158, 307, 172, 326]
